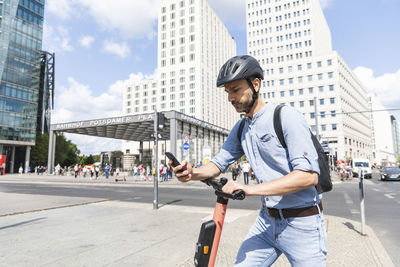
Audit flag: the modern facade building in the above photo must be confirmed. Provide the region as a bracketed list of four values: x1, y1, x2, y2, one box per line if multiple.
[0, 0, 45, 173]
[368, 93, 396, 165]
[390, 115, 400, 161]
[122, 0, 237, 163]
[246, 0, 372, 161]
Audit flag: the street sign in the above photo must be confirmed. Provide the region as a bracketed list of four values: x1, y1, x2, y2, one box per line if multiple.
[183, 142, 190, 150]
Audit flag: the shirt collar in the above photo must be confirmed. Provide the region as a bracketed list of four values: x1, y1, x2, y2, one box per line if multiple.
[248, 102, 273, 123]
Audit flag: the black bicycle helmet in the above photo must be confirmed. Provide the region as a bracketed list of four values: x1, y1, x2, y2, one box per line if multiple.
[217, 55, 264, 113]
[216, 55, 264, 87]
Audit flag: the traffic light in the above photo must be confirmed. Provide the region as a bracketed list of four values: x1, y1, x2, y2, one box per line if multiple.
[157, 112, 165, 131]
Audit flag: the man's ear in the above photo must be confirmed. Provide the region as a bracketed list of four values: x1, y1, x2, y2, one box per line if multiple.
[252, 78, 261, 92]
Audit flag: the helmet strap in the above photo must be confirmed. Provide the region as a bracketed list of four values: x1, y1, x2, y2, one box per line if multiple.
[245, 78, 259, 114]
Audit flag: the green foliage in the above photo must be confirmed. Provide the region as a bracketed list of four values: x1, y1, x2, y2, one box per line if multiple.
[30, 133, 49, 166]
[86, 154, 95, 164]
[30, 132, 81, 167]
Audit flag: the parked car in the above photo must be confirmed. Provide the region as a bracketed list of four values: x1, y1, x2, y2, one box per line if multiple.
[380, 167, 400, 181]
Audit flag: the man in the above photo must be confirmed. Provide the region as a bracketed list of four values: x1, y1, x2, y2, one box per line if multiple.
[173, 55, 326, 266]
[241, 160, 251, 185]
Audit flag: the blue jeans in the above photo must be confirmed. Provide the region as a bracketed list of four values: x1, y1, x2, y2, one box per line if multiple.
[235, 208, 327, 267]
[243, 172, 249, 185]
[105, 171, 109, 179]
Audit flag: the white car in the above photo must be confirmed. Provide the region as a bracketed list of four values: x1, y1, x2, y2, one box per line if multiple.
[352, 159, 372, 179]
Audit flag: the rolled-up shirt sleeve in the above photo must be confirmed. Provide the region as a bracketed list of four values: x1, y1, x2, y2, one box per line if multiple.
[281, 107, 320, 174]
[211, 120, 244, 173]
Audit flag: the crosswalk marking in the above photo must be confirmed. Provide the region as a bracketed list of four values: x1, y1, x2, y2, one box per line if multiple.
[344, 192, 354, 205]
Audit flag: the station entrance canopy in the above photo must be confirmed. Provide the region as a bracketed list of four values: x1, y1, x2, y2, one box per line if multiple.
[47, 111, 230, 172]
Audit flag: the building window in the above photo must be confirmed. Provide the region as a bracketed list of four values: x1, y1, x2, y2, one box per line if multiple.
[318, 73, 323, 80]
[279, 67, 283, 73]
[317, 61, 322, 67]
[320, 99, 324, 105]
[321, 124, 326, 131]
[307, 75, 312, 81]
[330, 97, 335, 104]
[299, 88, 303, 95]
[329, 85, 334, 91]
[307, 62, 312, 69]
[328, 72, 333, 78]
[320, 111, 325, 118]
[331, 110, 336, 117]
[289, 90, 294, 96]
[280, 91, 285, 97]
[300, 101, 304, 107]
[332, 124, 337, 130]
[310, 112, 315, 119]
[319, 86, 323, 92]
[288, 78, 293, 84]
[290, 102, 294, 107]
[297, 64, 302, 71]
[308, 87, 313, 94]
[298, 76, 303, 83]
[327, 59, 332, 66]
[309, 100, 314, 106]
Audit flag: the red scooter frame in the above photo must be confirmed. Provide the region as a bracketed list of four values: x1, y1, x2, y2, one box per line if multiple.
[194, 178, 245, 267]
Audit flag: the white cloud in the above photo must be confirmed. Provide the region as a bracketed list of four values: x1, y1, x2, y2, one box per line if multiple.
[43, 24, 73, 53]
[46, 0, 74, 20]
[102, 40, 131, 58]
[52, 71, 157, 155]
[79, 35, 95, 48]
[354, 67, 400, 108]
[47, 0, 161, 40]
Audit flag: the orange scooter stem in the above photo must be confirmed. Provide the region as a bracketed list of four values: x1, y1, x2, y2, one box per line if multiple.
[208, 197, 228, 267]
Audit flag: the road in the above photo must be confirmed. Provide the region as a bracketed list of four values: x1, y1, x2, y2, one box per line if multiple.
[0, 173, 399, 265]
[322, 172, 400, 266]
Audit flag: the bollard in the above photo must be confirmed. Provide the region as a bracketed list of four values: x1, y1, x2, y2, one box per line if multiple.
[359, 168, 367, 236]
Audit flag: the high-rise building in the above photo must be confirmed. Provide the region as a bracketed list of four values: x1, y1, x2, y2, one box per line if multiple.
[122, 0, 237, 161]
[0, 0, 45, 173]
[390, 115, 400, 161]
[368, 93, 396, 165]
[246, 0, 372, 161]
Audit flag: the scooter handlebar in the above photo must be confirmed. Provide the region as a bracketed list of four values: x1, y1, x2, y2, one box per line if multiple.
[201, 177, 246, 200]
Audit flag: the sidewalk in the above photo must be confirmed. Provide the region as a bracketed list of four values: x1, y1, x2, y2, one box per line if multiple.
[0, 173, 394, 266]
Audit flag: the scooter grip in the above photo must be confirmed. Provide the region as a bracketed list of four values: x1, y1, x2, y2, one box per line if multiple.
[232, 190, 246, 200]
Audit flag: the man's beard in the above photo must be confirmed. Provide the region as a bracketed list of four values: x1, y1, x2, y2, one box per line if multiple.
[231, 92, 253, 113]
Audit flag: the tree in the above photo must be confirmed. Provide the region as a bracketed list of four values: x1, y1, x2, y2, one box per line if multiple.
[30, 132, 81, 167]
[86, 154, 95, 165]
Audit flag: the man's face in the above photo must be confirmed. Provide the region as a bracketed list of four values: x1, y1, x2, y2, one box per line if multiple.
[224, 79, 256, 113]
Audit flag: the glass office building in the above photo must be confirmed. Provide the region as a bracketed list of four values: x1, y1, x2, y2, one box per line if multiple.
[0, 0, 45, 173]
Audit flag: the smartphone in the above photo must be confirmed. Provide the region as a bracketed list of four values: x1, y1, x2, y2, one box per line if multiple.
[165, 152, 186, 173]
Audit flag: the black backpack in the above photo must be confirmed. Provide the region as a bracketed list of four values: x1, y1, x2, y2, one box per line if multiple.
[237, 104, 332, 194]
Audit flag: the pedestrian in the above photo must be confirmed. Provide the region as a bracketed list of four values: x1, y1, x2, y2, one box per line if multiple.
[18, 165, 23, 175]
[95, 165, 99, 179]
[133, 164, 138, 181]
[115, 167, 120, 177]
[146, 165, 151, 181]
[172, 55, 326, 266]
[242, 160, 251, 185]
[231, 163, 239, 181]
[140, 165, 145, 180]
[74, 164, 79, 178]
[104, 163, 110, 179]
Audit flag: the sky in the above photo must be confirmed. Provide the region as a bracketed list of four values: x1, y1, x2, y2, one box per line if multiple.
[43, 0, 400, 155]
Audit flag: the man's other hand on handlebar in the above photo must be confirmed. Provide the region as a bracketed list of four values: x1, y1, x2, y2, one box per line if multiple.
[222, 180, 251, 197]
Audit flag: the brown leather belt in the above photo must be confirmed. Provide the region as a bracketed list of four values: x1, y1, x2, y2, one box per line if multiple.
[265, 203, 323, 219]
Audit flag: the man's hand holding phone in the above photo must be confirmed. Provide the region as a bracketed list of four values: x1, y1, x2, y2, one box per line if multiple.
[173, 160, 192, 183]
[165, 152, 192, 183]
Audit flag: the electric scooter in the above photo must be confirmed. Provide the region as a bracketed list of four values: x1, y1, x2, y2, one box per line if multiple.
[194, 177, 245, 267]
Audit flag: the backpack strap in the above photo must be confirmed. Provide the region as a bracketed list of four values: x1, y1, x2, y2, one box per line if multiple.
[237, 118, 246, 143]
[273, 104, 287, 148]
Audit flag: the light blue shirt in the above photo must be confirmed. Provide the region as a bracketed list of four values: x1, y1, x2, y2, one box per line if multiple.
[211, 103, 320, 209]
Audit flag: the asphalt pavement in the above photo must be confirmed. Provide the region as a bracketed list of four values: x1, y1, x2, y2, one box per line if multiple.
[0, 173, 396, 266]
